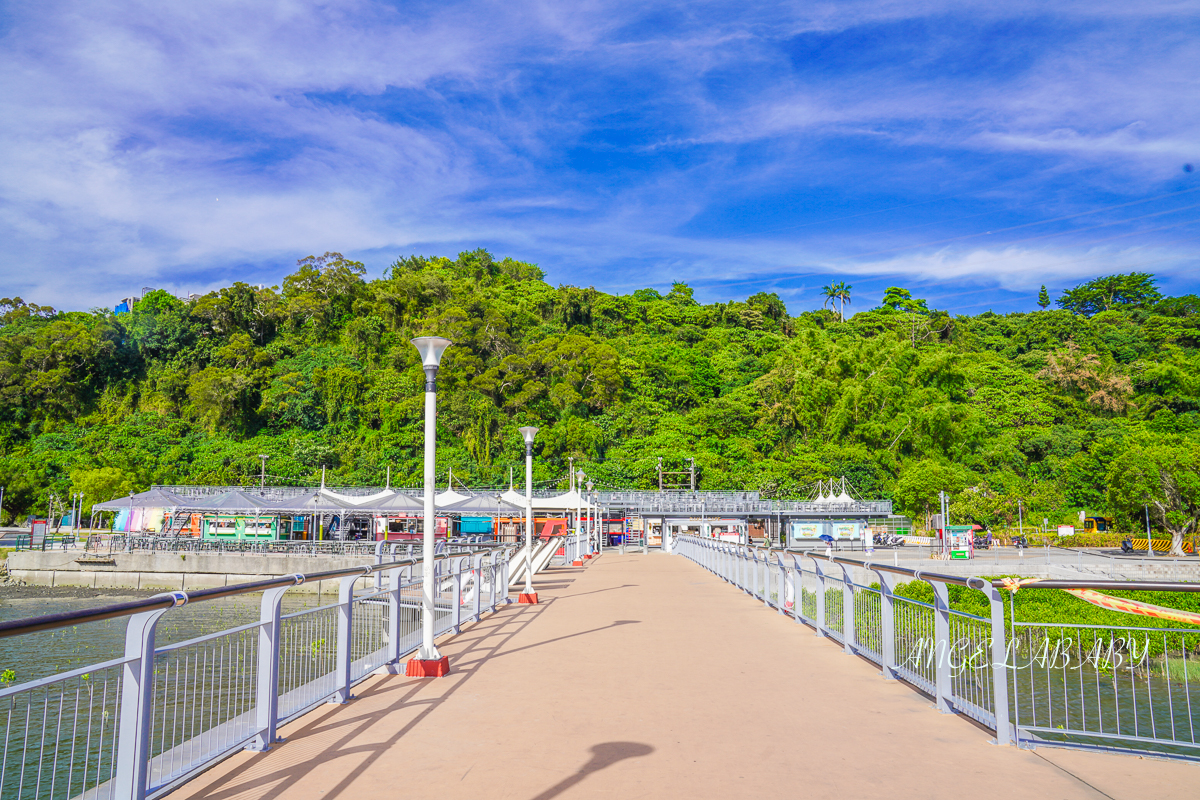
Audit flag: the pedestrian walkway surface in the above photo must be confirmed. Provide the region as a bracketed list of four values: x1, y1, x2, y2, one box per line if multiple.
[170, 553, 1197, 800]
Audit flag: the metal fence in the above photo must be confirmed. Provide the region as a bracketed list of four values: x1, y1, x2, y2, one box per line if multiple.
[81, 536, 493, 558]
[675, 534, 1200, 760]
[0, 547, 514, 800]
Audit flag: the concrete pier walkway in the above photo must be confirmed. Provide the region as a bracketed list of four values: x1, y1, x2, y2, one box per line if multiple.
[171, 553, 1196, 800]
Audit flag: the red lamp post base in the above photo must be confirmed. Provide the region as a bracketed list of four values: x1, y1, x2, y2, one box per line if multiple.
[405, 657, 450, 678]
[572, 560, 584, 566]
[518, 592, 539, 604]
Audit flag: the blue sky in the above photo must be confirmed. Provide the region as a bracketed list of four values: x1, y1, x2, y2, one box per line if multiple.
[2, 0, 1198, 315]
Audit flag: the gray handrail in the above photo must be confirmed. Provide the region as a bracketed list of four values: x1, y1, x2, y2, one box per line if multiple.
[0, 546, 508, 640]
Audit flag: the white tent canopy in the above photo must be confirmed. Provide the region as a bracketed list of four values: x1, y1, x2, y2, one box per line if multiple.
[434, 489, 470, 508]
[322, 487, 394, 506]
[528, 490, 593, 511]
[500, 488, 528, 507]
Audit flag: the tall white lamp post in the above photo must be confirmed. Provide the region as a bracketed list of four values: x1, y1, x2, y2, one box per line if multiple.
[586, 480, 595, 556]
[407, 336, 452, 677]
[518, 426, 539, 604]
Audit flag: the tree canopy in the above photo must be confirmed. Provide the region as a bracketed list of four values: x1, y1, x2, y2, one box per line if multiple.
[0, 254, 1197, 544]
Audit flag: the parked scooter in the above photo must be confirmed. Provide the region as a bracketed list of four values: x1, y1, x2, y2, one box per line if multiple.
[1121, 536, 1134, 554]
[1012, 534, 1028, 549]
[973, 531, 992, 550]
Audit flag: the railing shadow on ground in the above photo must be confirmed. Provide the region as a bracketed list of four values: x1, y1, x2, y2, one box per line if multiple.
[558, 584, 639, 598]
[176, 599, 556, 800]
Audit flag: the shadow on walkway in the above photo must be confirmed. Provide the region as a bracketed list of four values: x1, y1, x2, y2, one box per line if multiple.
[527, 742, 654, 800]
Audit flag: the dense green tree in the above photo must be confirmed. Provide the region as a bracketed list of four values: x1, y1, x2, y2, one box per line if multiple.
[1106, 438, 1200, 556]
[1058, 272, 1162, 317]
[0, 261, 1195, 539]
[1038, 285, 1050, 310]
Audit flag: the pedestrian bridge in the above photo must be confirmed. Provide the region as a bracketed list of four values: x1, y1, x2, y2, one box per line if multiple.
[170, 550, 1189, 800]
[0, 540, 1195, 800]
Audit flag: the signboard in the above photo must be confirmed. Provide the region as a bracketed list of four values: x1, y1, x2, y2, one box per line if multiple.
[1057, 525, 1075, 536]
[790, 521, 821, 538]
[832, 522, 858, 540]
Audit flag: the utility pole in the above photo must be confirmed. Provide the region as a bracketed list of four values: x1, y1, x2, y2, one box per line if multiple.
[688, 457, 695, 492]
[658, 457, 663, 492]
[259, 454, 268, 489]
[1146, 505, 1155, 557]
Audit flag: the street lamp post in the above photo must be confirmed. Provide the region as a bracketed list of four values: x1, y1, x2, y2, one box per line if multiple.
[406, 336, 453, 678]
[586, 480, 594, 556]
[573, 469, 585, 564]
[518, 426, 539, 604]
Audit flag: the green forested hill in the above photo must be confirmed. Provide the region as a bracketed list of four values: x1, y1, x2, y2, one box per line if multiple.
[1, 251, 1198, 540]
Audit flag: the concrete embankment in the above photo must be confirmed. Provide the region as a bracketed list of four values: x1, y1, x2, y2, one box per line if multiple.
[6, 550, 384, 593]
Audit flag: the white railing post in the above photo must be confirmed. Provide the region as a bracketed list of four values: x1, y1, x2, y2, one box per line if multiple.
[814, 558, 827, 638]
[488, 551, 500, 612]
[451, 556, 464, 634]
[249, 580, 298, 750]
[930, 579, 954, 714]
[384, 565, 407, 670]
[774, 554, 788, 615]
[841, 563, 856, 655]
[502, 548, 513, 604]
[332, 571, 364, 704]
[876, 570, 898, 680]
[786, 555, 799, 621]
[470, 552, 483, 623]
[985, 583, 1012, 745]
[113, 593, 183, 800]
[760, 551, 770, 606]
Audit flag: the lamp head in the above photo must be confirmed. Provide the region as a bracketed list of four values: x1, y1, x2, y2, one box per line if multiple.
[576, 469, 585, 479]
[587, 481, 594, 492]
[518, 426, 539, 444]
[410, 336, 453, 368]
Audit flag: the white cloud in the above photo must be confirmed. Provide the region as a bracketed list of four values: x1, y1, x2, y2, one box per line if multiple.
[1, 0, 1198, 308]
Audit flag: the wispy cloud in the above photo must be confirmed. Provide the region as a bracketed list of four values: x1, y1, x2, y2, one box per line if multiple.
[1, 0, 1198, 311]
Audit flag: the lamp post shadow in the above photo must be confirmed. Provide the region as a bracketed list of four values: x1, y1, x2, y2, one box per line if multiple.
[528, 742, 655, 800]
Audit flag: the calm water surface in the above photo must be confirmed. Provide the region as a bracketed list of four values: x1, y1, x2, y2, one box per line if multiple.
[0, 587, 324, 685]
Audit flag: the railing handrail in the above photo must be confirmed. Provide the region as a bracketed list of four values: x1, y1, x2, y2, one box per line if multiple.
[778, 544, 1200, 592]
[674, 533, 1200, 761]
[0, 546, 511, 640]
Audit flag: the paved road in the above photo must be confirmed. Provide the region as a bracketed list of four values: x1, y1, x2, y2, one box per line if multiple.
[170, 552, 1197, 800]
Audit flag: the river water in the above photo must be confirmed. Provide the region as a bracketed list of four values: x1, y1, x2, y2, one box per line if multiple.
[0, 585, 323, 687]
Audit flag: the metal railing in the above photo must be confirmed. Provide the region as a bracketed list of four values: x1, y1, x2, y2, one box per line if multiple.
[675, 534, 1200, 760]
[0, 547, 514, 800]
[83, 536, 493, 557]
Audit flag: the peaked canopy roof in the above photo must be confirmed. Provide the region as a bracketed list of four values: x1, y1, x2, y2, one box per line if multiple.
[500, 488, 528, 507]
[92, 487, 185, 511]
[438, 494, 524, 515]
[353, 490, 425, 513]
[529, 489, 593, 511]
[434, 488, 471, 508]
[181, 489, 279, 513]
[269, 490, 359, 513]
[322, 487, 395, 505]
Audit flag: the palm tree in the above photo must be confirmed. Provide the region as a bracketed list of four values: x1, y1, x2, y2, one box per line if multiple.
[836, 282, 852, 321]
[821, 284, 838, 317]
